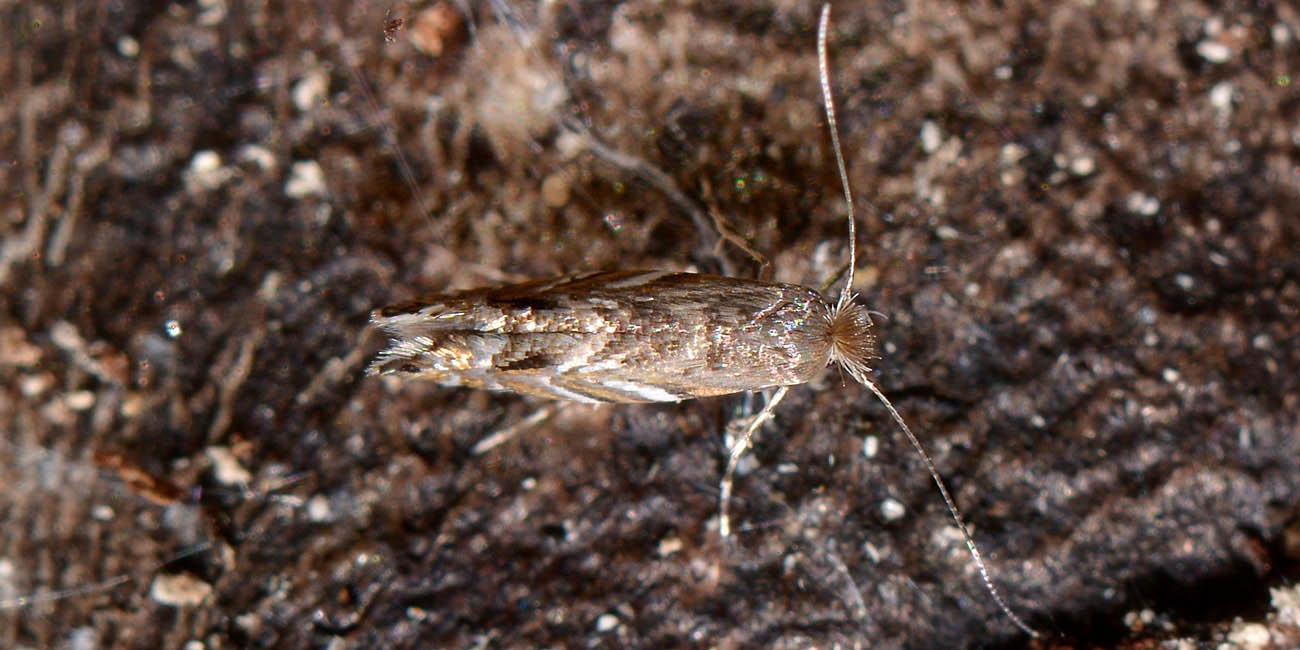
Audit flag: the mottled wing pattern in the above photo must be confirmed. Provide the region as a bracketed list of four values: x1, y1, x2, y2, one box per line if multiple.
[368, 271, 839, 403]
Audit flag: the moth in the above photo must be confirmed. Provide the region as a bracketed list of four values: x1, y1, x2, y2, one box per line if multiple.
[369, 4, 1039, 639]
[368, 270, 875, 405]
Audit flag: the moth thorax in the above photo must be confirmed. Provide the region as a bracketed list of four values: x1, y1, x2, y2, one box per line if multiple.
[826, 298, 876, 384]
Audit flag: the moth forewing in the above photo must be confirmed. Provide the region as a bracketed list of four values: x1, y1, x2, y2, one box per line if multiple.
[368, 270, 874, 404]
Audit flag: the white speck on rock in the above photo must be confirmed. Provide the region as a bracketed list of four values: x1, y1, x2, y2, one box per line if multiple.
[285, 160, 327, 199]
[920, 120, 943, 154]
[184, 150, 232, 193]
[1069, 156, 1096, 176]
[205, 446, 252, 486]
[1210, 82, 1234, 113]
[862, 435, 879, 459]
[595, 613, 619, 633]
[292, 69, 329, 112]
[307, 494, 333, 522]
[1126, 192, 1160, 216]
[1196, 39, 1231, 63]
[880, 498, 906, 521]
[1272, 583, 1300, 627]
[1225, 620, 1270, 649]
[150, 573, 212, 607]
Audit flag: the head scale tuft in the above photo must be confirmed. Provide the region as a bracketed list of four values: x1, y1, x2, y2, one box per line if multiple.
[825, 296, 876, 383]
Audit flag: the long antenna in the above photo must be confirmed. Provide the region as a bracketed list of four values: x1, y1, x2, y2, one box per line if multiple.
[818, 5, 856, 311]
[863, 379, 1039, 638]
[817, 4, 1039, 638]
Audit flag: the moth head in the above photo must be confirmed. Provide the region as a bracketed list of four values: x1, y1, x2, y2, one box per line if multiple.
[826, 294, 876, 384]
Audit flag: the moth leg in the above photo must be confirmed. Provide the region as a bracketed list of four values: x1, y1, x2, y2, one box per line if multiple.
[710, 206, 773, 281]
[718, 385, 789, 538]
[470, 403, 559, 456]
[699, 179, 773, 281]
[562, 120, 734, 275]
[818, 259, 852, 295]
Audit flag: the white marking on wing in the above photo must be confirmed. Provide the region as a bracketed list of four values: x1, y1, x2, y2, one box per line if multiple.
[543, 383, 604, 404]
[580, 359, 622, 372]
[601, 380, 680, 402]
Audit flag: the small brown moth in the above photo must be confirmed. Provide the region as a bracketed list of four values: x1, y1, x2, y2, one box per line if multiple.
[369, 4, 1038, 639]
[370, 270, 874, 404]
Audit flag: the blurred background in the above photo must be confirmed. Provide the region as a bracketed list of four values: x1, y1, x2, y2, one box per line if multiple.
[2, 1, 1298, 648]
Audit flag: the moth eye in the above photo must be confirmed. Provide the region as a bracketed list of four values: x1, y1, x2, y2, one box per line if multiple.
[400, 363, 420, 374]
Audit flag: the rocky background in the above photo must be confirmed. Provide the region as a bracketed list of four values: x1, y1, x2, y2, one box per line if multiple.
[2, 1, 1298, 648]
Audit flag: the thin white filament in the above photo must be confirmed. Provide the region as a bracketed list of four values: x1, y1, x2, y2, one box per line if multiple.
[819, 3, 1038, 638]
[861, 377, 1040, 639]
[719, 385, 789, 537]
[818, 5, 858, 313]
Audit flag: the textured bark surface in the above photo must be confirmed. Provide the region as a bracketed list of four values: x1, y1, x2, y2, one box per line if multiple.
[2, 1, 1299, 648]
